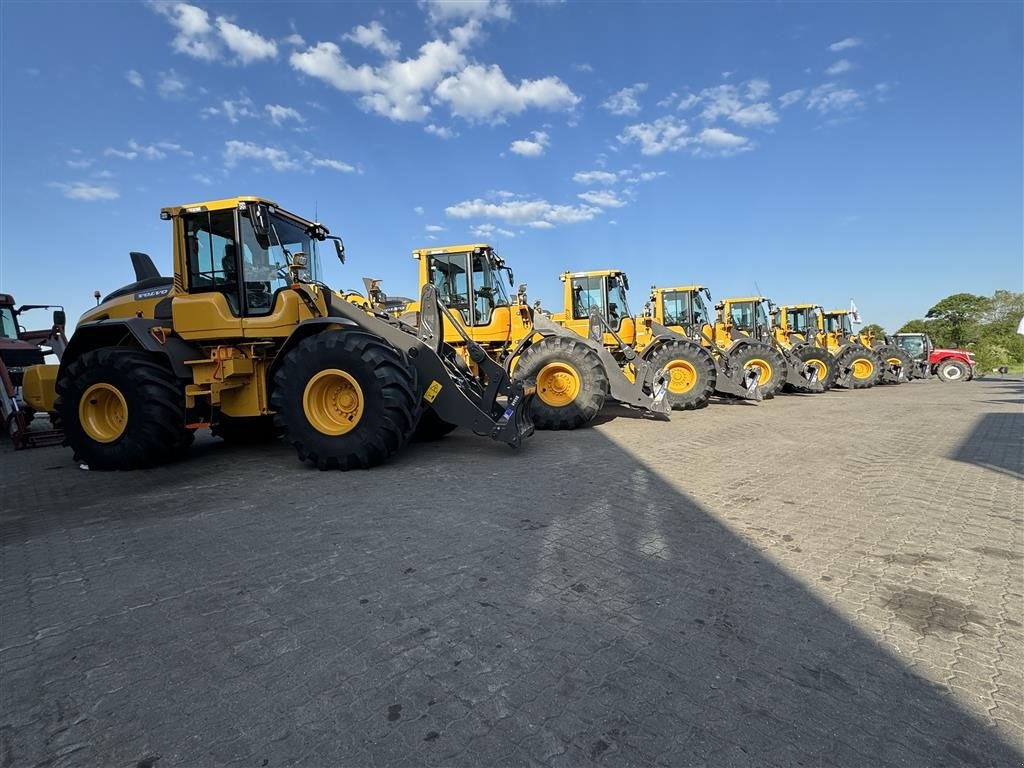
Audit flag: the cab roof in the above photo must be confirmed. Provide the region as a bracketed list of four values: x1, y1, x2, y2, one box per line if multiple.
[721, 295, 769, 303]
[412, 243, 492, 257]
[159, 196, 320, 231]
[560, 269, 627, 280]
[777, 303, 822, 310]
[652, 285, 705, 293]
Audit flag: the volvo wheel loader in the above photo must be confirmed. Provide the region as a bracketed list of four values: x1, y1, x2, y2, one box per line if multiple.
[29, 197, 534, 471]
[818, 309, 886, 388]
[397, 248, 679, 430]
[771, 303, 838, 391]
[850, 322, 912, 385]
[641, 285, 762, 402]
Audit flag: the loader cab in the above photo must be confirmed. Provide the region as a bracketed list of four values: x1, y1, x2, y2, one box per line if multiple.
[413, 244, 516, 345]
[720, 297, 773, 344]
[774, 304, 823, 347]
[559, 270, 636, 345]
[165, 198, 334, 340]
[650, 286, 712, 340]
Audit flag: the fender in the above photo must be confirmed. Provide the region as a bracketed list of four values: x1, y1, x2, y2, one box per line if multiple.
[60, 318, 201, 379]
[267, 316, 361, 384]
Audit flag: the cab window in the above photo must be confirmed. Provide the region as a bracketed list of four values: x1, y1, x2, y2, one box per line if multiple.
[787, 309, 807, 331]
[730, 302, 754, 330]
[470, 252, 509, 326]
[431, 253, 471, 324]
[662, 291, 689, 326]
[184, 210, 240, 313]
[0, 307, 17, 339]
[571, 276, 605, 320]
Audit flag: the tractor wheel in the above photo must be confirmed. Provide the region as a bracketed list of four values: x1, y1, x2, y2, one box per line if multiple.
[789, 345, 837, 392]
[646, 340, 716, 410]
[55, 347, 188, 469]
[729, 344, 787, 397]
[936, 359, 969, 382]
[515, 336, 607, 430]
[271, 331, 418, 470]
[876, 344, 913, 384]
[839, 347, 883, 389]
[414, 406, 458, 441]
[212, 414, 278, 443]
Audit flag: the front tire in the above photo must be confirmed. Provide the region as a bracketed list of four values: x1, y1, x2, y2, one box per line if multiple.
[515, 336, 607, 430]
[937, 359, 969, 382]
[271, 331, 418, 470]
[788, 345, 836, 392]
[55, 347, 188, 469]
[838, 347, 883, 389]
[729, 344, 787, 397]
[646, 340, 716, 410]
[876, 344, 913, 384]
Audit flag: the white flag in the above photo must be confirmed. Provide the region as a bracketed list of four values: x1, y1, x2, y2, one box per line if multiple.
[849, 299, 862, 323]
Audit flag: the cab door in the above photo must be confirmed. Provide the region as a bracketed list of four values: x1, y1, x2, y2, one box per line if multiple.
[172, 209, 244, 340]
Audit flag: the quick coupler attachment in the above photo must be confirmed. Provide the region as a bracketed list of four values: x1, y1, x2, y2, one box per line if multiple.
[835, 364, 854, 388]
[490, 380, 536, 448]
[647, 374, 673, 419]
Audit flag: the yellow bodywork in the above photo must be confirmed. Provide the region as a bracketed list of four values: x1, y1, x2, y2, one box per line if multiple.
[21, 364, 59, 412]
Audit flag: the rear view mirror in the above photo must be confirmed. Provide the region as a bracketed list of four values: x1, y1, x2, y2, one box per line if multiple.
[250, 204, 269, 236]
[333, 238, 345, 264]
[53, 310, 66, 327]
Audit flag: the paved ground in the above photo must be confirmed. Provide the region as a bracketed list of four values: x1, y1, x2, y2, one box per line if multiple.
[1, 377, 1022, 768]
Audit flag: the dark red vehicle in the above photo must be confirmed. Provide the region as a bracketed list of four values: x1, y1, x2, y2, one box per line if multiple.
[893, 332, 975, 382]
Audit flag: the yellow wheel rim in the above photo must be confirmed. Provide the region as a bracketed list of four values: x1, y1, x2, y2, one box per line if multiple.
[745, 358, 773, 386]
[852, 357, 875, 379]
[303, 369, 364, 436]
[79, 383, 128, 443]
[536, 362, 581, 407]
[887, 356, 902, 367]
[806, 359, 828, 379]
[665, 359, 698, 394]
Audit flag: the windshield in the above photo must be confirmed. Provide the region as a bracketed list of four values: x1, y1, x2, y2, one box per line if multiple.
[755, 301, 770, 331]
[786, 308, 808, 331]
[661, 290, 691, 326]
[693, 292, 710, 326]
[240, 210, 320, 315]
[472, 253, 510, 323]
[897, 335, 925, 359]
[609, 275, 630, 323]
[841, 314, 853, 335]
[729, 301, 755, 330]
[1, 307, 17, 339]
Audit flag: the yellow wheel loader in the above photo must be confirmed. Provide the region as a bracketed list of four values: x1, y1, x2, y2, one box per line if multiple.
[851, 323, 912, 385]
[397, 248, 674, 429]
[28, 197, 533, 471]
[818, 310, 886, 388]
[644, 286, 763, 402]
[771, 303, 839, 391]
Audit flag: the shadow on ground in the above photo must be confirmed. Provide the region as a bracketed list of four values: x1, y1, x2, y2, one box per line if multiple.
[949, 410, 1024, 480]
[1, 422, 1021, 767]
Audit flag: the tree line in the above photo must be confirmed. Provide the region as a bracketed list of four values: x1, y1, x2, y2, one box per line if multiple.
[875, 291, 1024, 372]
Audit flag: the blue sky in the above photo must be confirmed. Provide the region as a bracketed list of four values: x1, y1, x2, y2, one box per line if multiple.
[1, 0, 1021, 332]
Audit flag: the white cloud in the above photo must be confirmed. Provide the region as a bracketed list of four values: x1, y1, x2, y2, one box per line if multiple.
[676, 93, 700, 111]
[601, 83, 648, 116]
[194, 173, 213, 185]
[66, 158, 93, 169]
[104, 148, 138, 160]
[126, 69, 145, 90]
[158, 69, 187, 100]
[826, 59, 852, 76]
[216, 17, 278, 64]
[577, 189, 626, 208]
[624, 170, 667, 183]
[746, 79, 771, 100]
[425, 224, 445, 232]
[265, 104, 305, 125]
[435, 64, 579, 121]
[202, 95, 257, 123]
[425, 123, 457, 139]
[344, 21, 401, 57]
[656, 92, 678, 108]
[573, 62, 594, 73]
[729, 102, 779, 127]
[49, 181, 119, 201]
[697, 127, 750, 153]
[471, 223, 515, 239]
[573, 170, 618, 185]
[310, 157, 356, 173]
[152, 2, 218, 61]
[446, 194, 601, 227]
[806, 82, 863, 113]
[414, 206, 425, 215]
[223, 140, 300, 171]
[829, 37, 862, 52]
[778, 89, 805, 108]
[617, 116, 693, 155]
[420, 0, 512, 23]
[509, 130, 549, 157]
[104, 140, 192, 160]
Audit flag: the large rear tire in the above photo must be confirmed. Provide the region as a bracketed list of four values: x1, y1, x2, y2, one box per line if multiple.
[729, 344, 787, 397]
[838, 347, 883, 389]
[646, 340, 716, 410]
[788, 345, 836, 392]
[515, 336, 607, 430]
[271, 331, 418, 470]
[55, 347, 188, 470]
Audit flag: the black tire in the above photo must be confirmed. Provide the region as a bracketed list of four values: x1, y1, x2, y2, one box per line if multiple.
[55, 347, 188, 470]
[875, 344, 913, 384]
[728, 343, 787, 397]
[414, 406, 458, 441]
[838, 346, 883, 389]
[515, 335, 607, 430]
[936, 359, 969, 382]
[788, 345, 837, 392]
[211, 414, 278, 443]
[270, 331, 418, 470]
[645, 340, 716, 410]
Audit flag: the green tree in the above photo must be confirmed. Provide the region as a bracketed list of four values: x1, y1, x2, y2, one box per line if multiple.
[897, 319, 930, 334]
[925, 293, 991, 347]
[860, 322, 886, 340]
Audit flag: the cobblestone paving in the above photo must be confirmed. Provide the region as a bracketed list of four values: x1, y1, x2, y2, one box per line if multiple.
[2, 378, 1022, 767]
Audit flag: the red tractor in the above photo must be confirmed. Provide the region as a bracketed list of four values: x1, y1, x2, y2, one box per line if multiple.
[892, 332, 975, 382]
[0, 293, 67, 447]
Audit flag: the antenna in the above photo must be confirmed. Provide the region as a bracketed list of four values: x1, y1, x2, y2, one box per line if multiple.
[754, 280, 762, 298]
